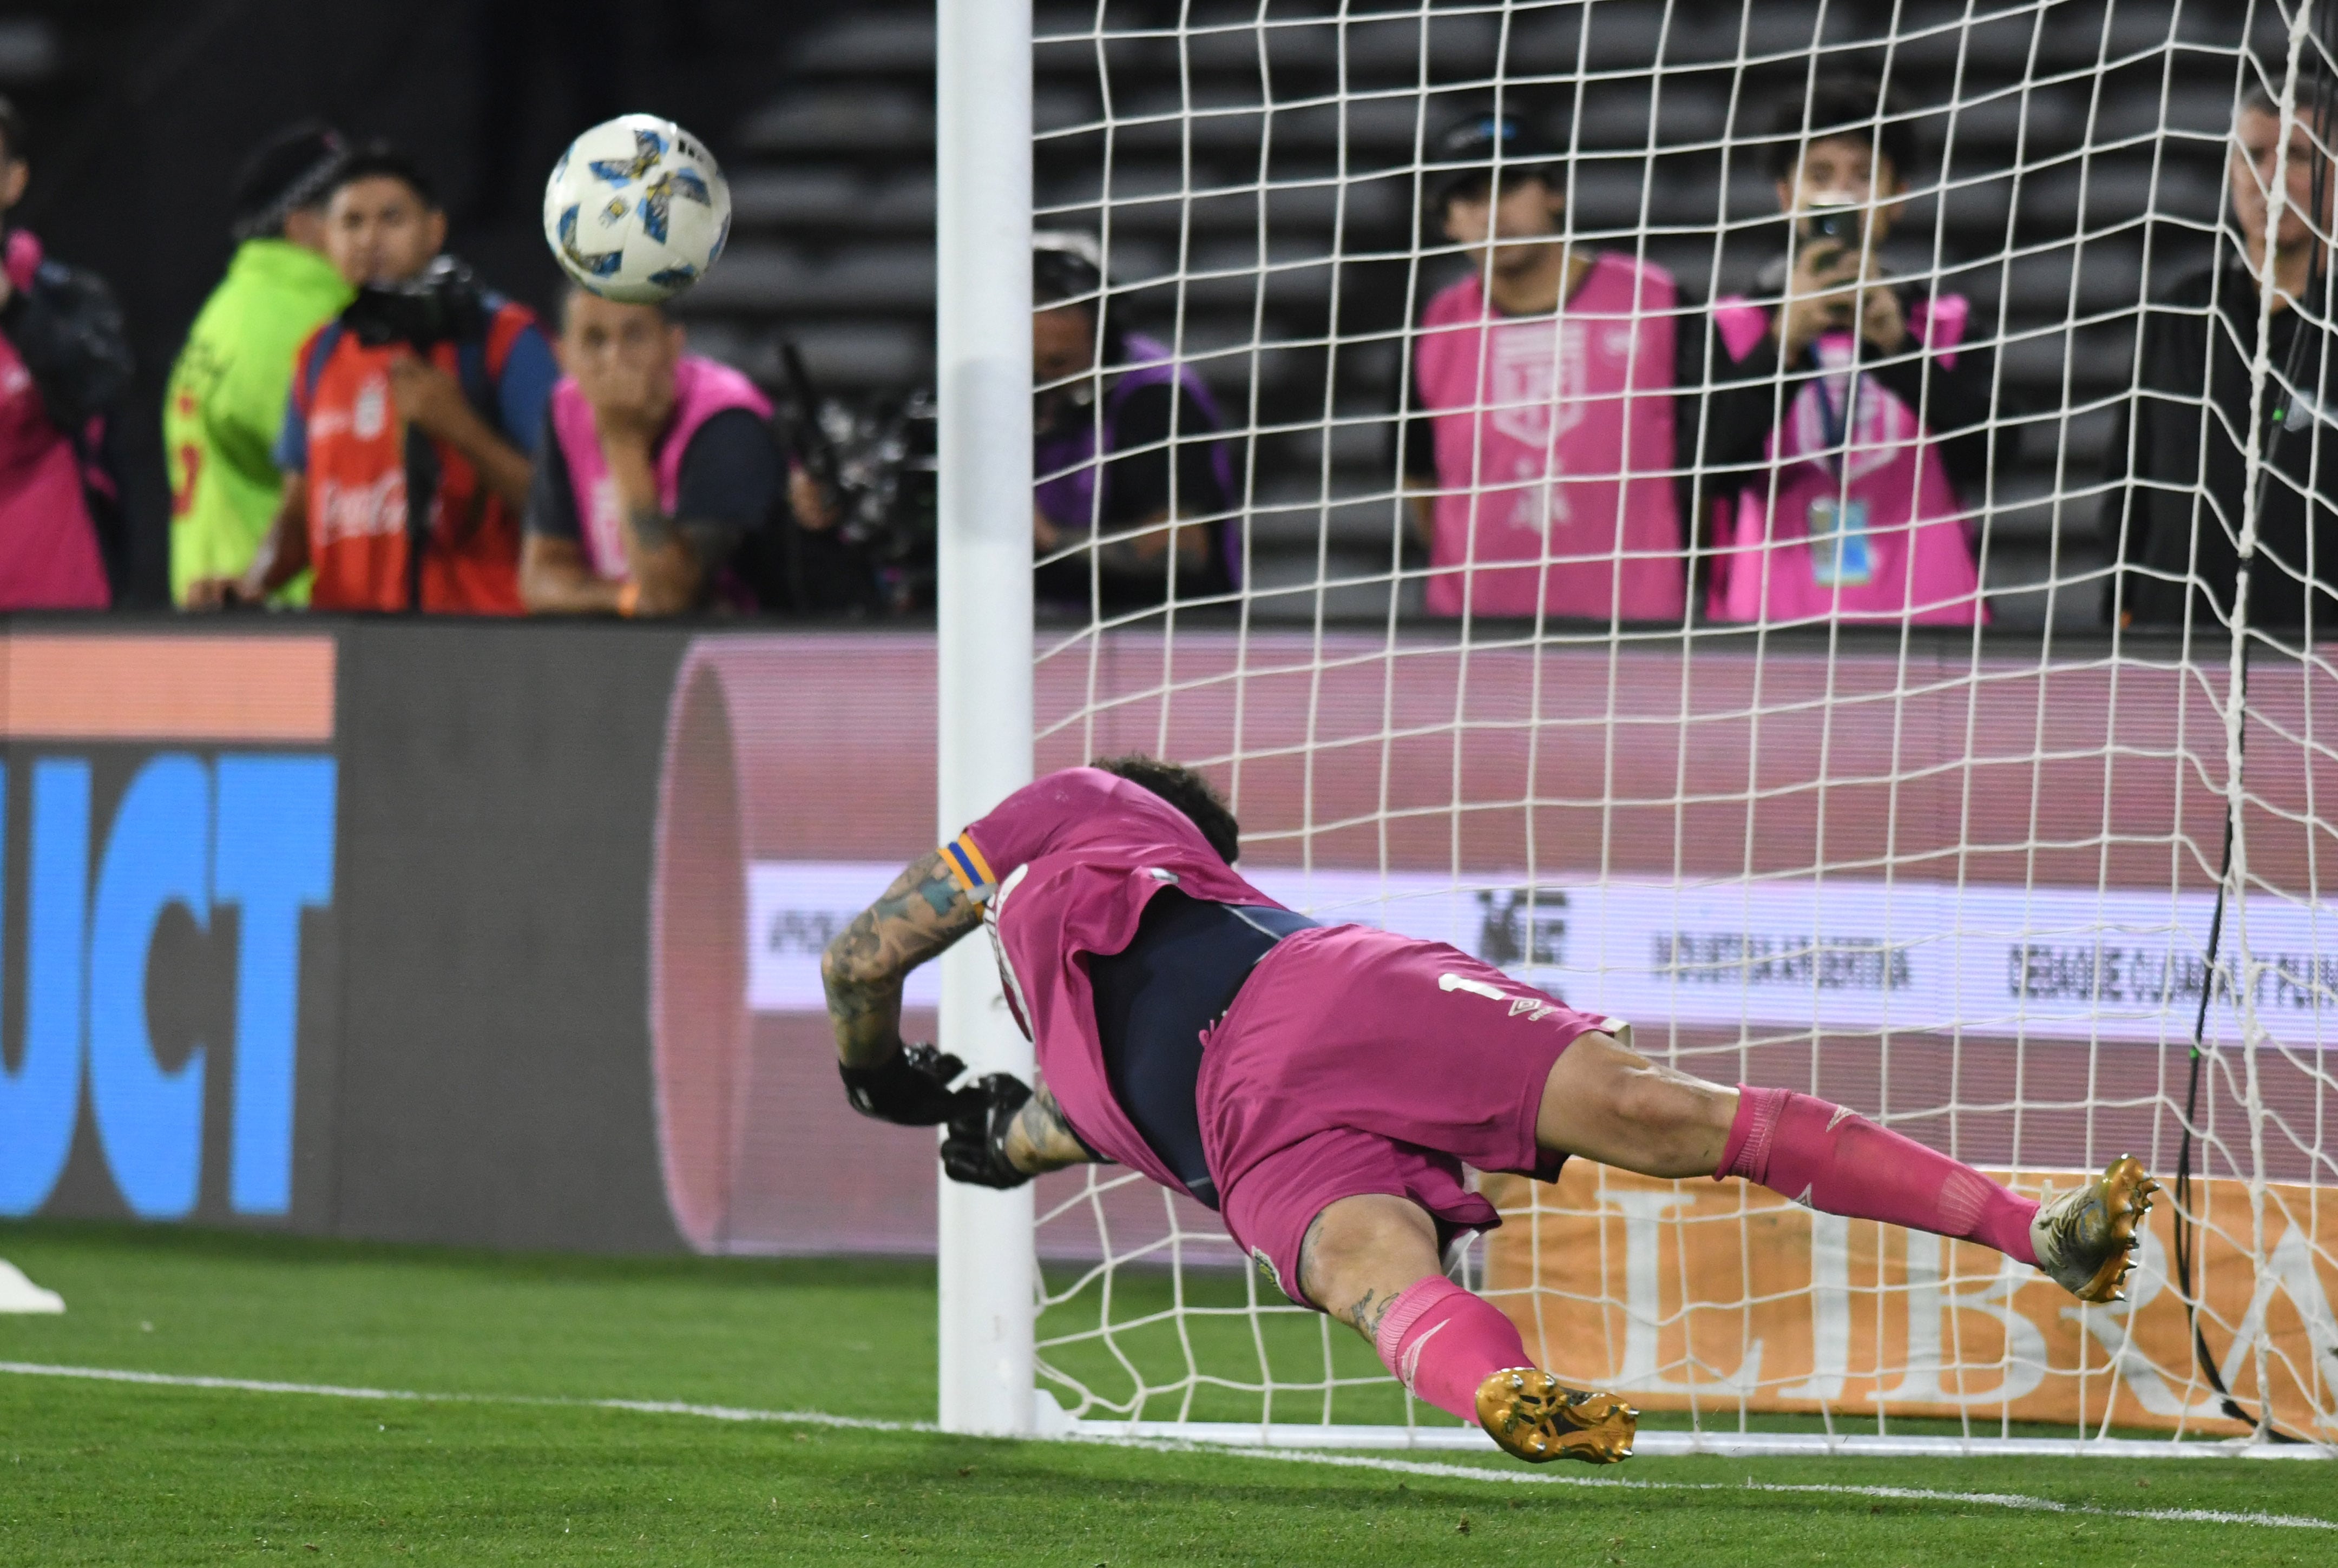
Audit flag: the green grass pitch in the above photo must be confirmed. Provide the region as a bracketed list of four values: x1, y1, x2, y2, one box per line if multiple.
[1, 1221, 2330, 1565]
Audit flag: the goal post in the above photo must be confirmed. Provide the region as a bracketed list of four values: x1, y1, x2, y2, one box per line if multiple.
[933, 0, 2338, 1452]
[934, 0, 1037, 1438]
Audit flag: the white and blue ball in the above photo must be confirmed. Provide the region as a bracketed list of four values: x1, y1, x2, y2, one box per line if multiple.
[542, 113, 731, 304]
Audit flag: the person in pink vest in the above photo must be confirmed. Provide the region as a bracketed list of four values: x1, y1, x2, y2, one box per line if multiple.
[1686, 76, 2005, 626]
[1401, 114, 1686, 624]
[0, 95, 133, 610]
[520, 285, 779, 615]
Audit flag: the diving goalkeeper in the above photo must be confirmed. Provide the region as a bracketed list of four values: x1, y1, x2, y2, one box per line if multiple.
[822, 757, 2157, 1465]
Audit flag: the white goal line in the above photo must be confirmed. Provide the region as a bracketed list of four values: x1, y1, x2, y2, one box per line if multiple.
[4, 1356, 2334, 1537]
[4, 1359, 2332, 1530]
[1062, 1415, 2333, 1462]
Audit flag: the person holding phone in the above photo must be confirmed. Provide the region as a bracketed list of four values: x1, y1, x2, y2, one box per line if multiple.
[1683, 76, 2004, 625]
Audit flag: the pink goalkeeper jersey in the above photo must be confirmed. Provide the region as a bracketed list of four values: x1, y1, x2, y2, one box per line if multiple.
[1414, 254, 1684, 621]
[942, 767, 1278, 1194]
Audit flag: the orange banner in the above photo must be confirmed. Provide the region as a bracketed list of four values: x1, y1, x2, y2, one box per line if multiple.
[1480, 1167, 2338, 1438]
[0, 634, 335, 741]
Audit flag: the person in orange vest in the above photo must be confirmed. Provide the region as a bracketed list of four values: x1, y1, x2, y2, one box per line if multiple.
[186, 144, 555, 612]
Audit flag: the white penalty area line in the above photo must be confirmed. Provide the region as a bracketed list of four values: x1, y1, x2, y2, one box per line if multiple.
[3, 1360, 2332, 1534]
[0, 1360, 918, 1433]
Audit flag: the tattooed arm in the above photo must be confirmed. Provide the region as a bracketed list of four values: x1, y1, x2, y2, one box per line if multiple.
[828, 846, 1109, 1172]
[604, 430, 710, 615]
[820, 848, 984, 1069]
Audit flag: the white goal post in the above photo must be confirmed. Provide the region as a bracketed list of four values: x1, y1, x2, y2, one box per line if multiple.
[934, 0, 1037, 1437]
[936, 0, 2338, 1453]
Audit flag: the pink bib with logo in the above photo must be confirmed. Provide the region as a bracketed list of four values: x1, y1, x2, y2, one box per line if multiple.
[549, 354, 773, 579]
[1414, 254, 1684, 621]
[1704, 295, 1984, 625]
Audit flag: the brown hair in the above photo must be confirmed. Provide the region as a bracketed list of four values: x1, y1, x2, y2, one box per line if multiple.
[1093, 754, 1239, 863]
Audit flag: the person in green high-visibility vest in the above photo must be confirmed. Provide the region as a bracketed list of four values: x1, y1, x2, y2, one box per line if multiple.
[166, 124, 354, 605]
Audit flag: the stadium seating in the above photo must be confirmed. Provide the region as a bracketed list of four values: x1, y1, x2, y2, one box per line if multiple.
[699, 0, 2284, 627]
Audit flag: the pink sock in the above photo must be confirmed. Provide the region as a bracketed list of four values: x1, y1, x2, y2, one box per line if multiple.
[1720, 1085, 2039, 1265]
[1371, 1276, 1531, 1423]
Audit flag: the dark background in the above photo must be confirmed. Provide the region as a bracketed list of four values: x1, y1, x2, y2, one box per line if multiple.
[1, 0, 803, 609]
[330, 618, 687, 1251]
[9, 616, 691, 1254]
[0, 2, 2301, 629]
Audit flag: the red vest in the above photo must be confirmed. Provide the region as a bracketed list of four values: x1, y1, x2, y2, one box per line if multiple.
[290, 302, 535, 613]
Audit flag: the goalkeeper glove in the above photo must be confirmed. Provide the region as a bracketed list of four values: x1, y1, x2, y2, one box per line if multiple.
[941, 1072, 1033, 1189]
[839, 1042, 967, 1126]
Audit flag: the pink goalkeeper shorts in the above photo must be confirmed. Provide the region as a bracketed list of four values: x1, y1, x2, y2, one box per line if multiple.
[1194, 923, 1619, 1308]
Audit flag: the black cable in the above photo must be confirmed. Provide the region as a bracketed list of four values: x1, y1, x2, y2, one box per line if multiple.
[2165, 28, 2333, 1446]
[2166, 702, 2307, 1440]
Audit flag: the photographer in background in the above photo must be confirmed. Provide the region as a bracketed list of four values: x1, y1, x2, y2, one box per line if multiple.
[1685, 76, 2000, 626]
[1030, 231, 1234, 613]
[166, 123, 354, 607]
[521, 286, 779, 616]
[186, 144, 555, 613]
[0, 94, 134, 610]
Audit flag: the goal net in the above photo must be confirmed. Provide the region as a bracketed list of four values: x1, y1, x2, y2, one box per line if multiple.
[996, 0, 2338, 1451]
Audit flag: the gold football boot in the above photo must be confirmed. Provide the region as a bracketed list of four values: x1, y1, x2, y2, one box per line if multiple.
[2031, 1155, 2160, 1303]
[1474, 1367, 1637, 1464]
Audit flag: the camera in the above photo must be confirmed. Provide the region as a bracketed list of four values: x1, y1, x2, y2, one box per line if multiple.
[812, 389, 937, 613]
[772, 341, 937, 614]
[343, 256, 490, 350]
[1798, 198, 1864, 249]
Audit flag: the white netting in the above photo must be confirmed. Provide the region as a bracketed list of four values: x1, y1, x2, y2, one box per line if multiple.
[1019, 0, 2338, 1446]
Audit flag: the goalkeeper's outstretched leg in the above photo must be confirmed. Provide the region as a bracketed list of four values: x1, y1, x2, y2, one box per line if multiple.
[1534, 1030, 2161, 1305]
[1297, 1193, 1638, 1464]
[1291, 1029, 2157, 1465]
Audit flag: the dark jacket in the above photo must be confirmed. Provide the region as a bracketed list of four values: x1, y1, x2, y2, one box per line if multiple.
[2101, 260, 2338, 634]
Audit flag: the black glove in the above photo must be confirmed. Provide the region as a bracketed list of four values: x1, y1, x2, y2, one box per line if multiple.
[941, 1072, 1033, 1189]
[839, 1042, 967, 1125]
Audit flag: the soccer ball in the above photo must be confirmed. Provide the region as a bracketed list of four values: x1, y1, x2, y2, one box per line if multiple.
[542, 114, 731, 305]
